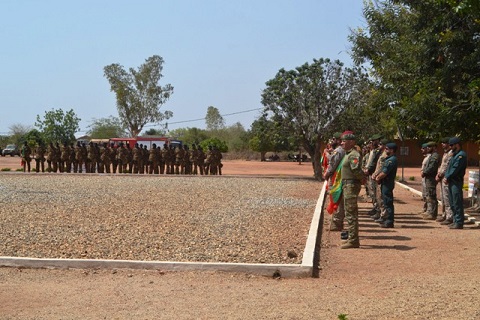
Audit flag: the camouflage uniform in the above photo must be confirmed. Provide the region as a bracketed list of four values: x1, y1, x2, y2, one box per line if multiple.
[34, 143, 46, 173]
[161, 144, 170, 174]
[126, 144, 133, 173]
[86, 142, 96, 173]
[21, 142, 32, 172]
[205, 146, 214, 175]
[60, 142, 71, 173]
[46, 142, 58, 173]
[183, 145, 191, 175]
[436, 144, 454, 223]
[69, 143, 76, 173]
[175, 145, 185, 175]
[372, 148, 387, 220]
[158, 145, 165, 174]
[101, 143, 112, 173]
[109, 143, 118, 174]
[74, 142, 83, 173]
[117, 144, 128, 173]
[191, 145, 199, 175]
[148, 144, 159, 174]
[132, 144, 142, 174]
[340, 132, 363, 249]
[196, 146, 205, 175]
[422, 143, 440, 219]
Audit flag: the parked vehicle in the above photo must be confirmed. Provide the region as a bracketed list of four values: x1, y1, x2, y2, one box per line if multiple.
[1, 144, 19, 157]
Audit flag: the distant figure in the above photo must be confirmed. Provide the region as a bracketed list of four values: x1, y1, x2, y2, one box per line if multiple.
[21, 141, 32, 172]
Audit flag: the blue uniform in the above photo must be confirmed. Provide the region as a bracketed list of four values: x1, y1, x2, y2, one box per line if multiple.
[381, 154, 398, 226]
[445, 149, 467, 226]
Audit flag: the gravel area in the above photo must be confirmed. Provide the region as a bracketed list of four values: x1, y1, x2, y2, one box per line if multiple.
[0, 174, 321, 264]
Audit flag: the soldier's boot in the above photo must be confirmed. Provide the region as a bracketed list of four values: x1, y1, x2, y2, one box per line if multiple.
[329, 221, 343, 231]
[341, 241, 360, 249]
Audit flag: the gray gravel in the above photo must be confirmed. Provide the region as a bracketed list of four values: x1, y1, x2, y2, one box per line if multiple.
[0, 174, 321, 264]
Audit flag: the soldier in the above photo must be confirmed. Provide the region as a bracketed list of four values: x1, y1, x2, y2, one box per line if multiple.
[148, 143, 159, 174]
[419, 143, 429, 214]
[21, 141, 32, 172]
[371, 139, 388, 223]
[174, 144, 185, 174]
[60, 142, 71, 173]
[101, 142, 112, 173]
[74, 142, 83, 173]
[126, 143, 133, 173]
[444, 137, 467, 229]
[80, 142, 88, 173]
[46, 142, 58, 173]
[183, 144, 191, 174]
[375, 142, 398, 228]
[158, 145, 165, 174]
[110, 143, 118, 174]
[34, 142, 46, 173]
[86, 142, 95, 173]
[142, 144, 149, 174]
[191, 144, 199, 175]
[55, 142, 62, 172]
[69, 143, 76, 173]
[364, 134, 382, 218]
[212, 146, 223, 175]
[205, 145, 214, 175]
[95, 143, 103, 173]
[132, 143, 142, 174]
[339, 131, 364, 249]
[422, 142, 440, 220]
[196, 145, 205, 175]
[160, 144, 169, 174]
[436, 137, 454, 225]
[117, 143, 128, 173]
[322, 132, 346, 231]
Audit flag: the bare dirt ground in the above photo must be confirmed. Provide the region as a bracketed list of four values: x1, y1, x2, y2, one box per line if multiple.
[1, 157, 479, 319]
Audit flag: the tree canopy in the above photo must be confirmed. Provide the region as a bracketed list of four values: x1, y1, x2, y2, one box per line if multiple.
[261, 58, 371, 179]
[349, 0, 480, 141]
[205, 106, 225, 131]
[35, 108, 81, 144]
[104, 55, 174, 137]
[87, 116, 127, 139]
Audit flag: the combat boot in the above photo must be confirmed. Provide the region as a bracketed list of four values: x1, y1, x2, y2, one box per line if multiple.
[329, 223, 343, 231]
[341, 241, 360, 249]
[436, 216, 446, 222]
[423, 214, 436, 220]
[440, 218, 453, 225]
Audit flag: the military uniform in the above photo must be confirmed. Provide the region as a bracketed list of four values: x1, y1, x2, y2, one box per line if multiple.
[444, 137, 467, 229]
[174, 145, 185, 175]
[148, 144, 159, 174]
[21, 142, 32, 172]
[365, 135, 382, 216]
[34, 143, 46, 173]
[132, 144, 142, 174]
[422, 142, 440, 219]
[340, 131, 363, 249]
[378, 143, 398, 228]
[46, 142, 58, 173]
[196, 147, 205, 175]
[436, 138, 454, 223]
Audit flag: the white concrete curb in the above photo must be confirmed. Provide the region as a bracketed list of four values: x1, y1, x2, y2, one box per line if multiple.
[396, 181, 479, 227]
[0, 181, 328, 278]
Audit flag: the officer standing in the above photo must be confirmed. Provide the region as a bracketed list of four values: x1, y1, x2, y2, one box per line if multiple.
[21, 141, 32, 172]
[444, 137, 467, 229]
[339, 131, 364, 249]
[34, 142, 46, 173]
[436, 138, 454, 224]
[422, 142, 440, 220]
[375, 142, 398, 228]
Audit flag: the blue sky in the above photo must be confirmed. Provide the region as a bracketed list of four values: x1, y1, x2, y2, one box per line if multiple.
[0, 0, 365, 137]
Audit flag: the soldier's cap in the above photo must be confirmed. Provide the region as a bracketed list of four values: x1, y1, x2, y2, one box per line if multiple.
[427, 141, 436, 147]
[370, 134, 382, 141]
[341, 131, 355, 140]
[386, 142, 397, 151]
[333, 132, 342, 139]
[379, 138, 389, 145]
[449, 137, 461, 145]
[441, 137, 450, 144]
[421, 143, 428, 148]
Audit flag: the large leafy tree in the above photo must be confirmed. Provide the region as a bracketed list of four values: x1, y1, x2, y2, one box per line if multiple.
[249, 115, 293, 161]
[104, 55, 174, 137]
[87, 116, 127, 139]
[350, 0, 480, 141]
[35, 108, 81, 144]
[261, 58, 371, 179]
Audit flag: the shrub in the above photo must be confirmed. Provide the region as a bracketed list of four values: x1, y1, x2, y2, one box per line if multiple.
[1, 168, 11, 171]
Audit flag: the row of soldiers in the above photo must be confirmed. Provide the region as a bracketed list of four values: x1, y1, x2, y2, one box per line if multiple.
[23, 141, 223, 175]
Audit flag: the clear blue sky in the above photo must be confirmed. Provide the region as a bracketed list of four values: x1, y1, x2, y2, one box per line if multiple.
[0, 0, 365, 137]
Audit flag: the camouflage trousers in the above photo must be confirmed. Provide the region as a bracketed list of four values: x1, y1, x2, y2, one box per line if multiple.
[343, 182, 361, 244]
[440, 181, 453, 220]
[425, 178, 438, 217]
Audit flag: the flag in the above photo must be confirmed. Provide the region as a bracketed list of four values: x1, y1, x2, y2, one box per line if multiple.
[326, 156, 345, 214]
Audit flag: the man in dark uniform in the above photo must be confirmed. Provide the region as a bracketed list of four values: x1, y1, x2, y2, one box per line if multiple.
[375, 142, 398, 228]
[444, 137, 467, 229]
[21, 141, 32, 172]
[34, 142, 46, 173]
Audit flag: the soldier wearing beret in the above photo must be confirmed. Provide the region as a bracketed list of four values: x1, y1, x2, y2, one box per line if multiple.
[444, 137, 467, 229]
[375, 142, 398, 228]
[339, 131, 364, 249]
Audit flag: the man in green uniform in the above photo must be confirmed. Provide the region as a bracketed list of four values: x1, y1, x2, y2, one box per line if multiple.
[34, 142, 46, 173]
[21, 141, 32, 172]
[422, 142, 440, 220]
[375, 142, 398, 228]
[339, 131, 364, 249]
[444, 137, 467, 229]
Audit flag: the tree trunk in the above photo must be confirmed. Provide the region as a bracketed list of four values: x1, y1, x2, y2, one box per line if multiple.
[260, 151, 266, 162]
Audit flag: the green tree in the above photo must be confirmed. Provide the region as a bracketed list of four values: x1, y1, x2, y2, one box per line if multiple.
[169, 127, 210, 146]
[350, 0, 480, 141]
[104, 55, 174, 137]
[23, 129, 45, 147]
[87, 116, 127, 139]
[35, 108, 80, 144]
[249, 115, 292, 161]
[261, 58, 370, 179]
[199, 137, 228, 153]
[205, 106, 225, 131]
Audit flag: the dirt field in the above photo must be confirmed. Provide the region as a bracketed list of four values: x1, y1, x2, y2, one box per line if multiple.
[1, 157, 479, 319]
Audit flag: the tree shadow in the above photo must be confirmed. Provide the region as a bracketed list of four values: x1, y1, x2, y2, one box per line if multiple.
[361, 244, 415, 251]
[361, 235, 411, 241]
